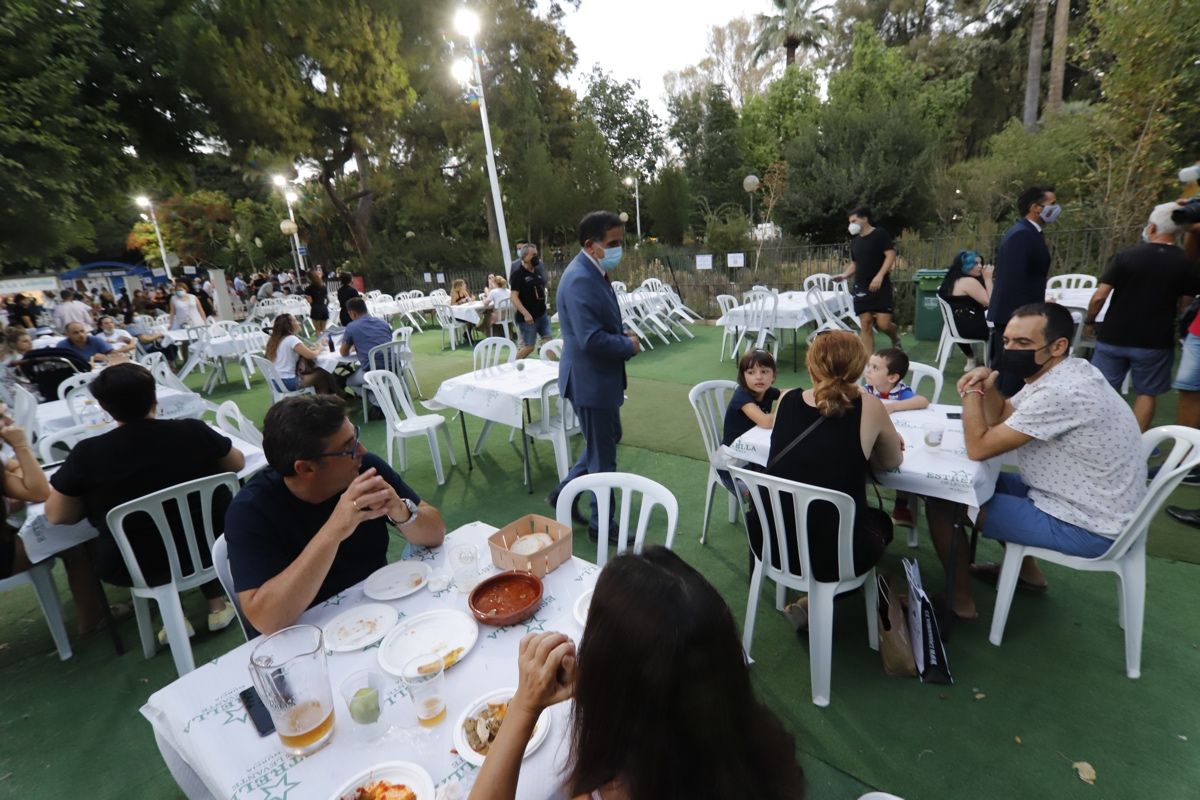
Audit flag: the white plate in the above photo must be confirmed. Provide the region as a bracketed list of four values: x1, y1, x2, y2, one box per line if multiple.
[363, 560, 432, 601]
[377, 609, 479, 677]
[328, 760, 435, 800]
[452, 688, 550, 767]
[323, 604, 399, 653]
[573, 589, 593, 628]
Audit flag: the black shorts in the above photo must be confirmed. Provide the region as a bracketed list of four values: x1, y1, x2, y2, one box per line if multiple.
[853, 285, 894, 315]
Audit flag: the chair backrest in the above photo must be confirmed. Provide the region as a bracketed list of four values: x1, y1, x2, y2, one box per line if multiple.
[716, 294, 739, 317]
[209, 320, 238, 336]
[741, 290, 779, 330]
[215, 400, 263, 447]
[211, 534, 254, 640]
[249, 355, 294, 400]
[150, 359, 192, 393]
[806, 286, 849, 331]
[106, 472, 241, 592]
[137, 350, 166, 371]
[907, 362, 944, 402]
[1047, 273, 1096, 290]
[688, 380, 739, 461]
[391, 326, 413, 346]
[537, 377, 579, 438]
[473, 337, 517, 371]
[367, 340, 410, 376]
[11, 385, 37, 439]
[728, 466, 859, 585]
[433, 301, 458, 328]
[65, 382, 109, 426]
[539, 338, 563, 360]
[429, 288, 448, 298]
[640, 278, 665, 293]
[803, 273, 833, 292]
[494, 297, 515, 324]
[363, 369, 419, 423]
[1103, 425, 1200, 561]
[610, 281, 627, 293]
[554, 472, 678, 567]
[37, 423, 97, 463]
[56, 371, 97, 402]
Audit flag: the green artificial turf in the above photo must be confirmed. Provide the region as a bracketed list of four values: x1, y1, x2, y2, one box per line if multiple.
[2, 319, 1199, 799]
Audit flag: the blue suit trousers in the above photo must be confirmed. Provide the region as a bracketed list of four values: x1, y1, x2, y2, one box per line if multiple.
[552, 405, 621, 528]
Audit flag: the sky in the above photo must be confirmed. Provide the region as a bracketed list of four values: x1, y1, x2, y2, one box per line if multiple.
[547, 0, 779, 117]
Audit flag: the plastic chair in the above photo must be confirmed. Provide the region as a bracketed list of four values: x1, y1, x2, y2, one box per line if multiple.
[688, 380, 742, 545]
[609, 281, 627, 293]
[803, 273, 833, 292]
[988, 425, 1200, 679]
[728, 466, 879, 707]
[493, 297, 517, 341]
[55, 371, 97, 402]
[11, 384, 38, 440]
[433, 301, 468, 351]
[390, 327, 422, 397]
[716, 294, 741, 361]
[359, 341, 414, 418]
[934, 297, 987, 379]
[363, 370, 456, 485]
[554, 472, 678, 568]
[521, 378, 580, 480]
[907, 362, 944, 404]
[0, 562, 72, 659]
[210, 534, 254, 641]
[733, 291, 779, 359]
[106, 472, 241, 677]
[470, 338, 518, 453]
[539, 338, 562, 361]
[249, 356, 315, 404]
[38, 423, 99, 462]
[214, 400, 263, 448]
[1047, 273, 1097, 290]
[640, 278, 666, 293]
[804, 286, 852, 344]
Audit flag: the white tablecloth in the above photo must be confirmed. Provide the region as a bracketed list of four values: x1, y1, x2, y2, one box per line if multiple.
[36, 386, 206, 436]
[717, 290, 851, 331]
[432, 361, 559, 428]
[141, 521, 595, 800]
[1051, 287, 1108, 322]
[727, 404, 1002, 511]
[450, 301, 488, 326]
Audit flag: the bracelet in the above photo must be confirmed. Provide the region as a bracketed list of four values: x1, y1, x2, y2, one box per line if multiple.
[959, 388, 985, 398]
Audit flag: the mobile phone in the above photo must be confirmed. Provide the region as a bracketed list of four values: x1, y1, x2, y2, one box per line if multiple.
[238, 686, 276, 737]
[946, 412, 962, 420]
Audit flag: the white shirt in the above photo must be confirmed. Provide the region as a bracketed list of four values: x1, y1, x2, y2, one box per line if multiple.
[52, 300, 93, 333]
[272, 334, 303, 379]
[169, 293, 205, 330]
[487, 288, 511, 307]
[1006, 357, 1147, 536]
[99, 328, 135, 347]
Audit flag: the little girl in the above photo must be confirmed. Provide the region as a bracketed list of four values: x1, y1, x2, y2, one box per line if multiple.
[720, 349, 783, 490]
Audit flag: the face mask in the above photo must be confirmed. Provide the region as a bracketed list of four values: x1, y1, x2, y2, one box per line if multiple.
[1141, 227, 1151, 243]
[1001, 345, 1051, 381]
[1039, 203, 1061, 224]
[848, 222, 863, 236]
[175, 290, 185, 297]
[598, 246, 623, 272]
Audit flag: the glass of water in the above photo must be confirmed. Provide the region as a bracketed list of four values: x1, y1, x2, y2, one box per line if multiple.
[448, 543, 481, 593]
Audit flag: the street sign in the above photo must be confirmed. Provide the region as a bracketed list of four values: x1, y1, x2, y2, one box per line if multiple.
[297, 246, 308, 256]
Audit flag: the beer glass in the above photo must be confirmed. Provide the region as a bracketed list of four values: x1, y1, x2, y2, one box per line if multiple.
[248, 624, 335, 755]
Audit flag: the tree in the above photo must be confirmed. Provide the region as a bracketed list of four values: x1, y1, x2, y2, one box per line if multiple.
[580, 66, 665, 178]
[740, 67, 821, 172]
[753, 0, 832, 68]
[645, 167, 691, 245]
[690, 86, 748, 215]
[1022, 0, 1050, 130]
[663, 18, 777, 110]
[1046, 0, 1071, 114]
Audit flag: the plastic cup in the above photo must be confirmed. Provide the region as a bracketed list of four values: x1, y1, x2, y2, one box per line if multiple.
[449, 543, 481, 593]
[340, 669, 391, 741]
[924, 426, 945, 448]
[401, 654, 447, 728]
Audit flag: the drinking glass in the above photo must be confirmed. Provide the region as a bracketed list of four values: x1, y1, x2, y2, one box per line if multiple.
[449, 543, 481, 593]
[924, 425, 945, 448]
[340, 669, 391, 741]
[401, 654, 447, 728]
[248, 624, 336, 755]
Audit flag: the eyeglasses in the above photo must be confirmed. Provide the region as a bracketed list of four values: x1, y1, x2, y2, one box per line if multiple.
[316, 424, 361, 459]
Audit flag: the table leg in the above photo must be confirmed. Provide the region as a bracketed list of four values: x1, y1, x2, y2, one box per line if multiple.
[792, 329, 798, 371]
[521, 418, 531, 493]
[459, 411, 473, 471]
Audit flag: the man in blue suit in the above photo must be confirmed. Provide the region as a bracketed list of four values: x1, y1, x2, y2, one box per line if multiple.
[547, 211, 641, 540]
[988, 185, 1059, 396]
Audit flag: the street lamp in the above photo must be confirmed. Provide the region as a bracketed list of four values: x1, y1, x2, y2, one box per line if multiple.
[742, 174, 760, 228]
[272, 175, 306, 284]
[452, 6, 512, 271]
[623, 176, 641, 240]
[135, 195, 173, 280]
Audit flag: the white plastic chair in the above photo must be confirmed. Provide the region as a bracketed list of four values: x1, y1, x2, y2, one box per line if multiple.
[249, 356, 315, 404]
[805, 286, 852, 344]
[214, 400, 263, 448]
[390, 327, 422, 397]
[688, 380, 741, 545]
[470, 338, 518, 453]
[554, 472, 678, 568]
[433, 301, 467, 351]
[640, 278, 666, 293]
[988, 425, 1200, 679]
[210, 534, 254, 641]
[539, 338, 562, 361]
[11, 384, 39, 440]
[494, 297, 517, 341]
[733, 291, 779, 359]
[728, 466, 879, 707]
[107, 472, 241, 677]
[934, 296, 987, 378]
[1047, 273, 1097, 290]
[55, 371, 97, 402]
[359, 341, 414, 419]
[37, 422, 99, 463]
[363, 370, 456, 485]
[907, 362, 944, 404]
[523, 377, 580, 480]
[0, 562, 72, 659]
[803, 273, 833, 292]
[609, 281, 627, 293]
[716, 294, 741, 361]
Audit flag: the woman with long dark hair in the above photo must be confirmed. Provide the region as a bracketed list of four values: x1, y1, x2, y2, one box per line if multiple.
[468, 547, 806, 800]
[264, 313, 334, 394]
[936, 249, 994, 369]
[304, 270, 330, 333]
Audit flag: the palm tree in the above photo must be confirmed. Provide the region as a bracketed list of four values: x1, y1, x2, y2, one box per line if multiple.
[1022, 0, 1050, 130]
[1046, 0, 1071, 114]
[752, 0, 832, 68]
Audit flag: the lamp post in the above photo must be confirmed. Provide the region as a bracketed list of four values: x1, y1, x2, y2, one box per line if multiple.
[135, 195, 173, 281]
[272, 175, 306, 285]
[453, 6, 512, 271]
[623, 176, 641, 240]
[742, 174, 760, 228]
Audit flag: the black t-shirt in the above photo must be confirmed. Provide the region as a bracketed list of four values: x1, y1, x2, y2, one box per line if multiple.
[848, 227, 895, 292]
[1097, 243, 1200, 349]
[509, 263, 547, 319]
[337, 284, 360, 326]
[224, 453, 420, 606]
[305, 282, 329, 319]
[50, 418, 234, 541]
[722, 386, 782, 446]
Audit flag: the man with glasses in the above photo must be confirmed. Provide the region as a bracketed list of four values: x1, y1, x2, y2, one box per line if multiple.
[224, 395, 445, 635]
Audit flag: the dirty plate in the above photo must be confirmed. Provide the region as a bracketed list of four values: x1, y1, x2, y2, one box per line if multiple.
[364, 560, 432, 601]
[323, 603, 399, 653]
[573, 588, 594, 628]
[377, 609, 478, 678]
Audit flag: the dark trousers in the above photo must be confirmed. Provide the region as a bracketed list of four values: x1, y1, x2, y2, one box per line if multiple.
[988, 327, 1024, 398]
[551, 405, 622, 528]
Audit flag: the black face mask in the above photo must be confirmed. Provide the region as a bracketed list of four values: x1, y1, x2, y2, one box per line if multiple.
[1000, 345, 1051, 381]
[532, 256, 541, 266]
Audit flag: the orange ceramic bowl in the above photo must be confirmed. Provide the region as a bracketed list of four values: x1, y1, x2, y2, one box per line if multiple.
[468, 571, 544, 627]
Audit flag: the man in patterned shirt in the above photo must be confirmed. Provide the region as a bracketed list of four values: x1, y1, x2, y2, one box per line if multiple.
[924, 302, 1146, 619]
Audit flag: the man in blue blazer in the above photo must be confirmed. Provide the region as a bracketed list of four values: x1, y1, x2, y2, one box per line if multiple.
[548, 211, 641, 540]
[988, 185, 1059, 396]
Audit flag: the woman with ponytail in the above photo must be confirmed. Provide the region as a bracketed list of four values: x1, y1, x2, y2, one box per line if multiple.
[747, 330, 904, 629]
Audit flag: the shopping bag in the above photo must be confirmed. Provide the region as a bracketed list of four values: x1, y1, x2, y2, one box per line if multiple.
[902, 558, 953, 685]
[877, 573, 917, 677]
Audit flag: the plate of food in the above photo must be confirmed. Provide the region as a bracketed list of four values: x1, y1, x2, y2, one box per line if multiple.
[573, 588, 593, 628]
[329, 761, 434, 800]
[377, 609, 478, 678]
[452, 688, 551, 767]
[323, 603, 400, 653]
[363, 561, 432, 601]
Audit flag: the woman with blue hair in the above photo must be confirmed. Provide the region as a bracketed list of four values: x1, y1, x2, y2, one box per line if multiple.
[937, 250, 994, 370]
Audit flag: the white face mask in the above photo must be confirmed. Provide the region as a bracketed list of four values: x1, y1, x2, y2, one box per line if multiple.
[848, 222, 863, 236]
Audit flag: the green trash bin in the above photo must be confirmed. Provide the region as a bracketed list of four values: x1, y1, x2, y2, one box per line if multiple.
[912, 269, 948, 342]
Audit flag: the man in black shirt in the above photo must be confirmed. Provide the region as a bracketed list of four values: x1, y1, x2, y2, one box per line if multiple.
[509, 244, 551, 359]
[839, 206, 901, 353]
[1087, 202, 1200, 430]
[336, 272, 360, 327]
[224, 394, 445, 635]
[45, 363, 245, 634]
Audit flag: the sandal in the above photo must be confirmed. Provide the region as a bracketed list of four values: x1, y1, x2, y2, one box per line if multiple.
[970, 562, 1048, 594]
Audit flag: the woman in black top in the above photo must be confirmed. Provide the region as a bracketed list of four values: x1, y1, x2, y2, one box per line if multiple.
[304, 271, 330, 333]
[748, 331, 903, 587]
[937, 250, 994, 363]
[336, 272, 359, 327]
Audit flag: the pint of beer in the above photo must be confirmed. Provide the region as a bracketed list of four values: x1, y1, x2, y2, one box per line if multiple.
[249, 624, 336, 756]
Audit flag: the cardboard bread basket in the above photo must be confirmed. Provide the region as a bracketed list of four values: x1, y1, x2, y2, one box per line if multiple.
[489, 513, 572, 578]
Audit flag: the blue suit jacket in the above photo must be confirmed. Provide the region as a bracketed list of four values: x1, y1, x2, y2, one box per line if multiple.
[988, 218, 1051, 326]
[556, 252, 635, 410]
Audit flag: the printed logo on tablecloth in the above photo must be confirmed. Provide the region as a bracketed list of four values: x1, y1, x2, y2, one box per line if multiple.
[573, 565, 599, 583]
[484, 594, 554, 639]
[321, 592, 346, 607]
[407, 546, 439, 563]
[183, 687, 252, 733]
[928, 469, 975, 488]
[382, 681, 410, 708]
[231, 752, 304, 800]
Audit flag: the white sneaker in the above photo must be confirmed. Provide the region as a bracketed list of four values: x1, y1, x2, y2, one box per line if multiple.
[157, 617, 196, 646]
[963, 358, 978, 372]
[208, 605, 237, 633]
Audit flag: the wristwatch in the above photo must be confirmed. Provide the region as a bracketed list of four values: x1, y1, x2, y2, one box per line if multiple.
[391, 498, 419, 528]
